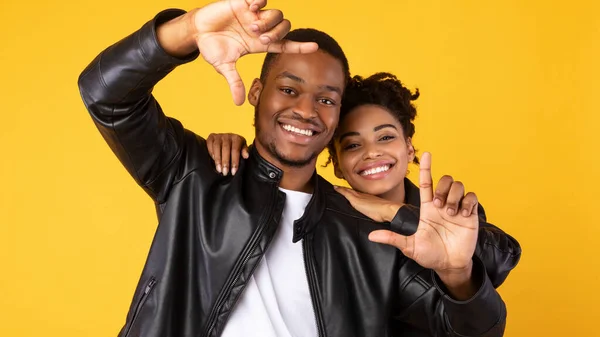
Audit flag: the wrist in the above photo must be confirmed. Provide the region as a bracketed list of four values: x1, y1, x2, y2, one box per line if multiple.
[435, 261, 476, 300]
[384, 203, 402, 222]
[156, 9, 199, 57]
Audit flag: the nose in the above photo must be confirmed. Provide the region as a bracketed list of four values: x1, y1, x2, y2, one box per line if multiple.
[362, 142, 383, 160]
[292, 94, 317, 119]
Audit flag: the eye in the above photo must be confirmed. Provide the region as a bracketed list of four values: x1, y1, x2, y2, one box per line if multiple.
[318, 98, 336, 106]
[343, 143, 359, 151]
[379, 135, 395, 141]
[280, 88, 296, 95]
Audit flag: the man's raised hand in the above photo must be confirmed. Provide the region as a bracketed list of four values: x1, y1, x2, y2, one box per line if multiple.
[191, 0, 318, 105]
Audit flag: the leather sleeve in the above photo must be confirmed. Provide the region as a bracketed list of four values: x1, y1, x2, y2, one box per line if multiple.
[77, 9, 200, 203]
[433, 256, 507, 336]
[391, 203, 521, 288]
[394, 256, 507, 337]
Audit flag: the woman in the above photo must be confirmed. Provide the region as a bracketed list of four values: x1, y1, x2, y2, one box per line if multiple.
[206, 72, 519, 335]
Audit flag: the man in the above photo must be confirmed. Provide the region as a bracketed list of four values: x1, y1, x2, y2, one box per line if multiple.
[77, 1, 520, 336]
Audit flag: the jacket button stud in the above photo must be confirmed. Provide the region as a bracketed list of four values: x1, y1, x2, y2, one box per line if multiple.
[269, 172, 276, 179]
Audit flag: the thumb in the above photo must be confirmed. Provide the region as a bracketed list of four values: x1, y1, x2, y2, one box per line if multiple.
[214, 62, 246, 106]
[369, 230, 413, 255]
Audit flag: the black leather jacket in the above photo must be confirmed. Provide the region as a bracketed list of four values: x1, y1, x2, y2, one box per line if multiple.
[77, 9, 521, 337]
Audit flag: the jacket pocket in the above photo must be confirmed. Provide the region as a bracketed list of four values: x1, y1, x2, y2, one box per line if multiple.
[123, 277, 157, 337]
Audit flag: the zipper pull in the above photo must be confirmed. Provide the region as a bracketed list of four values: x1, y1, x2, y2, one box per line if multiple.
[144, 278, 157, 294]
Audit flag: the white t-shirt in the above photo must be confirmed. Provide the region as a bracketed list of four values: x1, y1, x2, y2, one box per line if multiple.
[220, 188, 317, 337]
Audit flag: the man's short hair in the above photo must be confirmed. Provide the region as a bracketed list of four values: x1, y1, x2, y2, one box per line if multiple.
[259, 28, 350, 84]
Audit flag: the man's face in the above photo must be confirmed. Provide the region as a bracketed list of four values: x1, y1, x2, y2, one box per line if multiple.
[249, 51, 345, 168]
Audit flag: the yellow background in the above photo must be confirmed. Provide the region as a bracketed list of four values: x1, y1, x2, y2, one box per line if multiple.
[1, 0, 599, 336]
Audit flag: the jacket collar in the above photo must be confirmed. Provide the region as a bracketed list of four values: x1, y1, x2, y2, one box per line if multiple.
[246, 144, 326, 242]
[246, 143, 284, 182]
[404, 177, 421, 207]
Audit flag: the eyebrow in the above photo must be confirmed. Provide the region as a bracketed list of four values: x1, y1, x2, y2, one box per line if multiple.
[338, 124, 398, 142]
[275, 71, 343, 96]
[338, 131, 359, 143]
[276, 71, 304, 83]
[374, 124, 397, 132]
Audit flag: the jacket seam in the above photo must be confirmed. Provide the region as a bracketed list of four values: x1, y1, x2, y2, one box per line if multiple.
[394, 286, 437, 320]
[144, 124, 184, 203]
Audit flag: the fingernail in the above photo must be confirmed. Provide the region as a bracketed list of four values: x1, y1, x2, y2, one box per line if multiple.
[434, 198, 442, 207]
[250, 24, 259, 32]
[222, 166, 229, 176]
[462, 209, 469, 217]
[216, 164, 222, 173]
[447, 208, 456, 216]
[368, 232, 382, 242]
[231, 167, 237, 176]
[260, 35, 271, 44]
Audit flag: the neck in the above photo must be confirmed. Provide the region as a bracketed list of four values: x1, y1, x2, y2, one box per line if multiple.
[377, 179, 406, 205]
[254, 144, 316, 194]
[278, 165, 316, 193]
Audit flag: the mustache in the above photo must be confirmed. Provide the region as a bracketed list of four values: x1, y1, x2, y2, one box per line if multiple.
[282, 112, 322, 128]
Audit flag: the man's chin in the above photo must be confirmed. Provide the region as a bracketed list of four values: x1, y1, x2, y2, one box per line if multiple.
[271, 147, 318, 168]
[276, 154, 317, 168]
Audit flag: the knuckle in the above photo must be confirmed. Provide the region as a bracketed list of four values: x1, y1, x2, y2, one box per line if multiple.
[434, 187, 448, 196]
[419, 182, 432, 189]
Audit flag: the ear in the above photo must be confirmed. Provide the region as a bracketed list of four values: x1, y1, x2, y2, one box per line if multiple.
[248, 78, 263, 107]
[406, 137, 415, 163]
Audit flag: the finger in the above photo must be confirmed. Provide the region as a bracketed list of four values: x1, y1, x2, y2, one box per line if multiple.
[460, 192, 479, 217]
[211, 136, 223, 173]
[368, 230, 413, 255]
[334, 185, 350, 197]
[267, 40, 319, 54]
[433, 175, 454, 208]
[206, 134, 215, 159]
[419, 152, 434, 203]
[230, 135, 244, 175]
[245, 0, 267, 12]
[445, 181, 465, 216]
[252, 9, 284, 39]
[333, 186, 358, 201]
[214, 62, 246, 106]
[242, 145, 250, 159]
[220, 136, 232, 176]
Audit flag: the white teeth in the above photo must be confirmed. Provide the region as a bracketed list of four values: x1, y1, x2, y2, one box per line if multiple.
[361, 165, 390, 176]
[282, 124, 314, 136]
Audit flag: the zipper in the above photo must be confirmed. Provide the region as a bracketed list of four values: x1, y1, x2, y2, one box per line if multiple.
[303, 238, 326, 337]
[124, 277, 157, 337]
[204, 188, 278, 337]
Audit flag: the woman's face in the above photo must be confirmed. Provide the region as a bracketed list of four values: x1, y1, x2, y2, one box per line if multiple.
[333, 104, 415, 200]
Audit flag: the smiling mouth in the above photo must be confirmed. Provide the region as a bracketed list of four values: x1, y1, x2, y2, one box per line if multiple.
[281, 123, 317, 137]
[359, 164, 393, 176]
